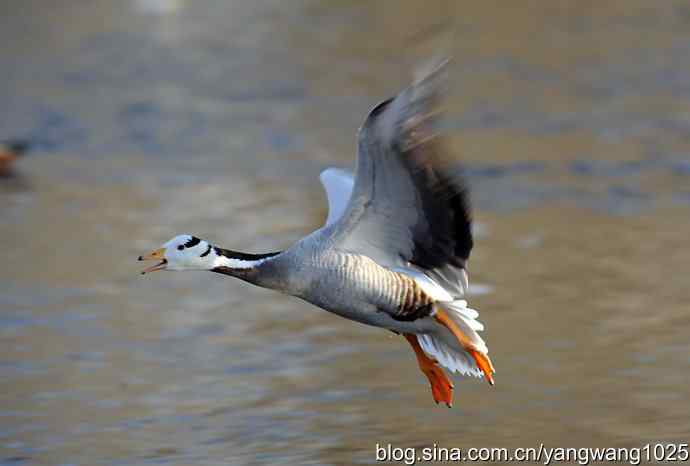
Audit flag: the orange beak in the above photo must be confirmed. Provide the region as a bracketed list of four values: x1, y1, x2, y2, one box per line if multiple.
[138, 248, 167, 274]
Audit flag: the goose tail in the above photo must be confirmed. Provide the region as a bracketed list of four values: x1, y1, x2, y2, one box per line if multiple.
[417, 299, 495, 384]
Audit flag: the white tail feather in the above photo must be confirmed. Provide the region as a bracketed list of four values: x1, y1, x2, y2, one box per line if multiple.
[395, 269, 491, 377]
[434, 299, 488, 354]
[418, 299, 489, 377]
[418, 333, 482, 378]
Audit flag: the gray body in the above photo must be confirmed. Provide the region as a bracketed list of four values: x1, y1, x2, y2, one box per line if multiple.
[252, 225, 435, 334]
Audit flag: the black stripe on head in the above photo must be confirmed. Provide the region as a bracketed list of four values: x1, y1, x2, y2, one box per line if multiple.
[200, 244, 212, 257]
[184, 236, 201, 248]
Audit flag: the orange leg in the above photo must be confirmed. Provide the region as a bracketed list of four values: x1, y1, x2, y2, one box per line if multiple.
[403, 333, 454, 407]
[434, 308, 495, 386]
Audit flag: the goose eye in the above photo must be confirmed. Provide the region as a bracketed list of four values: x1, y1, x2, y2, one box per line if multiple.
[177, 245, 184, 251]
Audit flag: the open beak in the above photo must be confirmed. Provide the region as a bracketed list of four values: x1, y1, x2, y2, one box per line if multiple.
[138, 248, 168, 274]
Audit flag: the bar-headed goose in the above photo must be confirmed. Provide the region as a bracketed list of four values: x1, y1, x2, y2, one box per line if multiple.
[139, 62, 494, 407]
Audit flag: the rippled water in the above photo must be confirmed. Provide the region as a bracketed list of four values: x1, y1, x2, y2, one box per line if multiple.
[2, 1, 690, 464]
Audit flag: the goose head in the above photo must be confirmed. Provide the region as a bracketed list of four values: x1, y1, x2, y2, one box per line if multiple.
[138, 234, 215, 273]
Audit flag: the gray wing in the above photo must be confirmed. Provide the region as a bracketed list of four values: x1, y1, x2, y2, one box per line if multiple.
[329, 61, 473, 298]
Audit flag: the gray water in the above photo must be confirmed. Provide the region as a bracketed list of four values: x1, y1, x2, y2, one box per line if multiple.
[2, 1, 690, 465]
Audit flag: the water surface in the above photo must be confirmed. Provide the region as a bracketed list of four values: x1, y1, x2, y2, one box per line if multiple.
[1, 1, 690, 464]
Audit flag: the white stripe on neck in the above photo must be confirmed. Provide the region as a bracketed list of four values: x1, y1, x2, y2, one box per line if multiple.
[212, 254, 270, 270]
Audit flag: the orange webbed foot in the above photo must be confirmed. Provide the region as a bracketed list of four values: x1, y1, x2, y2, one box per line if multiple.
[422, 360, 455, 407]
[468, 348, 495, 386]
[403, 334, 454, 407]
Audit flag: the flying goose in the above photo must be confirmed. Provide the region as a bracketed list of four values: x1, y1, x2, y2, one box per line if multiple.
[139, 62, 494, 407]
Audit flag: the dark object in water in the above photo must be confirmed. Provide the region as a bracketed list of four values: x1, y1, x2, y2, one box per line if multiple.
[0, 139, 31, 177]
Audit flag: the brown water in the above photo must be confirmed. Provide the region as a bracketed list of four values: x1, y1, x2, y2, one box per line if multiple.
[2, 1, 690, 465]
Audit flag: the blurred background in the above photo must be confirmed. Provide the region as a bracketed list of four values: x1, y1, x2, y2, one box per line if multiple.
[2, 0, 690, 464]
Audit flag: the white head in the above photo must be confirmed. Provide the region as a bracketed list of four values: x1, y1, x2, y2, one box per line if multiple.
[138, 234, 217, 273]
[138, 234, 277, 274]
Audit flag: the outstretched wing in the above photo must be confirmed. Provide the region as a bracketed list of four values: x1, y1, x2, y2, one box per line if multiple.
[329, 61, 473, 298]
